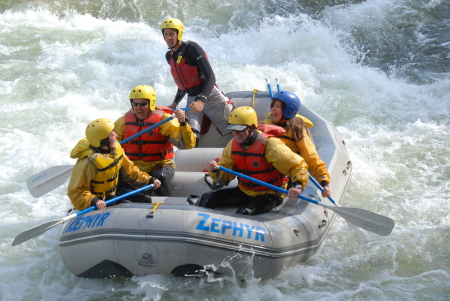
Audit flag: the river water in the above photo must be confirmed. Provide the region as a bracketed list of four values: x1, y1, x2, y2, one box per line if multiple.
[0, 0, 449, 300]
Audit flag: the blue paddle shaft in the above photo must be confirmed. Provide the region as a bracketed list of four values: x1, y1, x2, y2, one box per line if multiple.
[308, 174, 336, 204]
[76, 183, 153, 216]
[120, 107, 189, 144]
[267, 83, 274, 98]
[217, 166, 319, 205]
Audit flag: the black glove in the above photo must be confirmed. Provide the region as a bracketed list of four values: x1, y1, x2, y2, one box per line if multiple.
[104, 194, 116, 201]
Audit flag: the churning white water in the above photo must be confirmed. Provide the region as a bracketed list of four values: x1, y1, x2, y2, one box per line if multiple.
[0, 0, 449, 300]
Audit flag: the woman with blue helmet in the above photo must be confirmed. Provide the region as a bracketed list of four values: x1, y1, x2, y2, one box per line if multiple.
[264, 91, 331, 198]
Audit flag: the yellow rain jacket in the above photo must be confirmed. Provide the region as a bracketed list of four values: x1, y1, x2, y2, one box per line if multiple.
[67, 138, 152, 210]
[209, 130, 308, 197]
[263, 116, 331, 185]
[114, 110, 196, 173]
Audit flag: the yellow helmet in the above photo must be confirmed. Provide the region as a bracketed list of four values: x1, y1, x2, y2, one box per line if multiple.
[129, 85, 156, 111]
[226, 106, 257, 131]
[85, 118, 114, 148]
[161, 18, 184, 41]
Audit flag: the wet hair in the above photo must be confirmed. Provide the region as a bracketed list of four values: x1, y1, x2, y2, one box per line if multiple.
[99, 137, 110, 148]
[93, 136, 112, 153]
[286, 117, 306, 141]
[271, 99, 306, 141]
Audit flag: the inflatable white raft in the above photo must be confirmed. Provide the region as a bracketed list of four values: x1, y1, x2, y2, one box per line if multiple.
[59, 91, 352, 280]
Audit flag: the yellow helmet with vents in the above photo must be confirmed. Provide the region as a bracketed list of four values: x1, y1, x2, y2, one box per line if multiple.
[85, 118, 114, 147]
[129, 85, 156, 111]
[226, 106, 257, 131]
[161, 18, 184, 41]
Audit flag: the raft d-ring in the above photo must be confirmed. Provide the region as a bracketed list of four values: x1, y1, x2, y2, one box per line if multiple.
[139, 253, 155, 267]
[146, 203, 164, 218]
[347, 160, 352, 169]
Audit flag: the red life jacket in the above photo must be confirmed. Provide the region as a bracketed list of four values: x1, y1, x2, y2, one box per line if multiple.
[122, 109, 174, 161]
[169, 42, 209, 91]
[231, 126, 288, 191]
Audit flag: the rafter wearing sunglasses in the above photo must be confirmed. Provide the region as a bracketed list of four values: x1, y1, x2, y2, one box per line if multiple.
[132, 102, 148, 107]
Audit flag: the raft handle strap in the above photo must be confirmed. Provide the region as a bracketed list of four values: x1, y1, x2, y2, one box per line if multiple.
[251, 89, 259, 108]
[204, 174, 223, 191]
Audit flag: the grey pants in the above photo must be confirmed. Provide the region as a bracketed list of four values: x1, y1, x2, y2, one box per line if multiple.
[186, 86, 234, 136]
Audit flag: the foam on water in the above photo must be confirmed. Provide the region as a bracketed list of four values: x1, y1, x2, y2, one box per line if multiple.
[0, 1, 449, 300]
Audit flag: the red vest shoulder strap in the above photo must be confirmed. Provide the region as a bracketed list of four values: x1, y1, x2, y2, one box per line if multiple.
[256, 124, 286, 137]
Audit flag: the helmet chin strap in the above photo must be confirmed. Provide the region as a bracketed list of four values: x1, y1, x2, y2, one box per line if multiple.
[170, 40, 182, 51]
[89, 144, 109, 154]
[100, 145, 112, 153]
[97, 137, 113, 153]
[243, 129, 257, 146]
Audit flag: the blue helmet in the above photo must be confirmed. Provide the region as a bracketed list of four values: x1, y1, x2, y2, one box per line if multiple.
[272, 91, 301, 119]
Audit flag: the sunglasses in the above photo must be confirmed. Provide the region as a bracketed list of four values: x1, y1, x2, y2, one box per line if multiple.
[132, 102, 148, 107]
